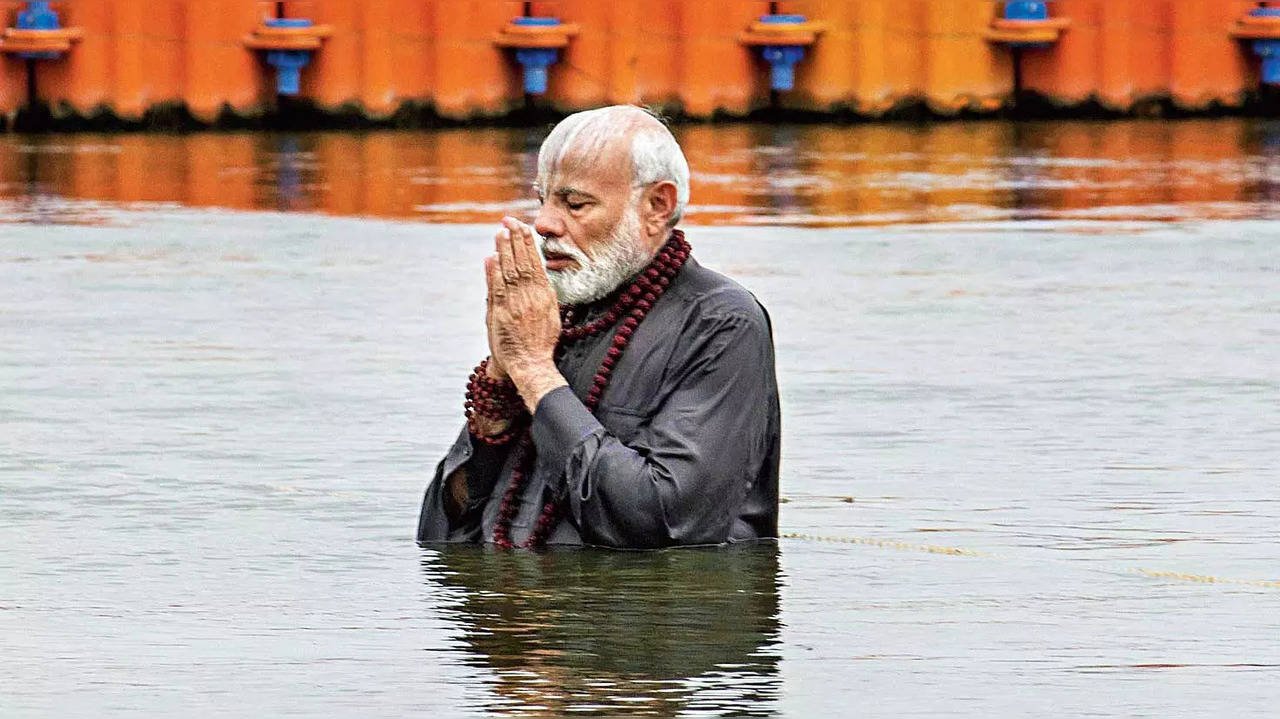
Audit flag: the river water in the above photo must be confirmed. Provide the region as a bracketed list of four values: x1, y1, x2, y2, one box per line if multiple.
[1, 119, 1278, 716]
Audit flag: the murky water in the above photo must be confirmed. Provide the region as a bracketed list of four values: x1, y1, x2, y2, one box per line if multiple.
[2, 120, 1279, 717]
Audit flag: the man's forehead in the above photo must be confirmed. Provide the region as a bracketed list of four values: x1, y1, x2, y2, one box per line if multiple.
[537, 139, 631, 194]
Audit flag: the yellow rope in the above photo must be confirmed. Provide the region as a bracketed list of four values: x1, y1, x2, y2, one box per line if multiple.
[781, 532, 1280, 590]
[781, 532, 998, 558]
[1131, 569, 1280, 590]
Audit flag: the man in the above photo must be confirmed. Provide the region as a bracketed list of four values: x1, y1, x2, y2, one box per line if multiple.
[416, 105, 779, 549]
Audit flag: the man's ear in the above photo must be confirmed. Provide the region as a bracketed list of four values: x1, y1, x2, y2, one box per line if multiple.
[642, 181, 679, 239]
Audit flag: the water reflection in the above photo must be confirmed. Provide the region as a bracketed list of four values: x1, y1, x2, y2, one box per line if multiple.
[273, 135, 306, 212]
[5, 119, 1280, 226]
[421, 543, 782, 716]
[1249, 121, 1280, 216]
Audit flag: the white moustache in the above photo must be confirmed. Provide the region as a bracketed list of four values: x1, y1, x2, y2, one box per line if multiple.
[539, 238, 589, 270]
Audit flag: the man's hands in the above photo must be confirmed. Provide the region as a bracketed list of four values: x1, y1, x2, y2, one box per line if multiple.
[485, 217, 568, 413]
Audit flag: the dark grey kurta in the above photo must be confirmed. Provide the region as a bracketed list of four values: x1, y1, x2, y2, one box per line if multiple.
[416, 255, 780, 549]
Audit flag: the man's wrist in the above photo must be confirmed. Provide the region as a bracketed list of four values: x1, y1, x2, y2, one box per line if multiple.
[465, 357, 524, 444]
[470, 414, 513, 438]
[483, 356, 508, 382]
[507, 360, 569, 413]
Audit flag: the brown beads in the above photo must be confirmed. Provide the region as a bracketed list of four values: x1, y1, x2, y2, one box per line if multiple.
[464, 357, 526, 445]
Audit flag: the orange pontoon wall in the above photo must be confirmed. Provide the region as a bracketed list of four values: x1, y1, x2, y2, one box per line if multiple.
[0, 0, 1270, 123]
[1019, 0, 1258, 110]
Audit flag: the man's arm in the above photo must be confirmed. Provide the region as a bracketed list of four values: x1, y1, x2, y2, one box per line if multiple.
[442, 430, 512, 519]
[418, 422, 516, 542]
[532, 309, 778, 548]
[418, 357, 522, 541]
[443, 365, 518, 520]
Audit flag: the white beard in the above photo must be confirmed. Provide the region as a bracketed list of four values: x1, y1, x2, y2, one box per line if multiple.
[540, 209, 652, 306]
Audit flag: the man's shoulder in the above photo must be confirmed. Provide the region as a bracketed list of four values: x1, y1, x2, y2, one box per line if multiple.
[669, 256, 771, 332]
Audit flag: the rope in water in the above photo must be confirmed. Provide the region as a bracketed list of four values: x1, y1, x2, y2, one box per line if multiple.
[781, 532, 1002, 558]
[1129, 569, 1280, 590]
[780, 532, 1280, 590]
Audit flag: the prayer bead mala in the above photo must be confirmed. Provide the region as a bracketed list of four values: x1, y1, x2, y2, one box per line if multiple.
[463, 357, 526, 445]
[479, 230, 691, 549]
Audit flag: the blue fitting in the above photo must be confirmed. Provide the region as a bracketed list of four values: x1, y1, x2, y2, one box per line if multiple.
[514, 46, 558, 94]
[16, 1, 62, 60]
[757, 14, 808, 92]
[1000, 1, 1054, 48]
[1004, 1, 1049, 21]
[761, 45, 806, 92]
[511, 17, 562, 94]
[264, 18, 315, 96]
[1251, 7, 1280, 85]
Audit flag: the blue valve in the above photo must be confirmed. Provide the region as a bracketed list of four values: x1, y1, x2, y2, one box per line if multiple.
[757, 15, 809, 92]
[1250, 6, 1280, 85]
[264, 18, 315, 96]
[511, 17, 562, 94]
[16, 1, 62, 60]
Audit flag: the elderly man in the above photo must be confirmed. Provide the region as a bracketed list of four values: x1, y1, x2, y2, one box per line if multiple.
[416, 105, 779, 549]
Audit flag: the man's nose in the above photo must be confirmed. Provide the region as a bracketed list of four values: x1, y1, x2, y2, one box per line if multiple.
[533, 204, 563, 239]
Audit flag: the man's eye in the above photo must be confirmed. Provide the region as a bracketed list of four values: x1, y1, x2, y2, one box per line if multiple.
[567, 201, 588, 211]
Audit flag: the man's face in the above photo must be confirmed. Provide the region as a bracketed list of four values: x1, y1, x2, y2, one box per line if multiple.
[532, 139, 652, 305]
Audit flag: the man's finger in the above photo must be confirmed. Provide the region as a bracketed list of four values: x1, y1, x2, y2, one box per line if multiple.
[495, 225, 519, 284]
[484, 254, 505, 300]
[508, 218, 541, 277]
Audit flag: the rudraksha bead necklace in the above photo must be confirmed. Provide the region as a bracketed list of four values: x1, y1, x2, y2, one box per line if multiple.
[490, 230, 691, 549]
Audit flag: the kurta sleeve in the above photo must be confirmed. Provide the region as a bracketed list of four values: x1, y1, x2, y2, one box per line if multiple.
[416, 424, 511, 542]
[531, 306, 777, 548]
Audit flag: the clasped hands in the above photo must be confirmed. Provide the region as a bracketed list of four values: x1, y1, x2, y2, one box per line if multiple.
[480, 217, 567, 416]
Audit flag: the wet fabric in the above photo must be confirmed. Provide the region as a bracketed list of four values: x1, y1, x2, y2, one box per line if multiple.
[416, 256, 780, 549]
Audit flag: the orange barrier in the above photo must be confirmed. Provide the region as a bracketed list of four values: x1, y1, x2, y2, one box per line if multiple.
[1020, 0, 1257, 111]
[0, 0, 1274, 126]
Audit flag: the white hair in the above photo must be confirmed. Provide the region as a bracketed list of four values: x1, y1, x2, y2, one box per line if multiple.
[536, 105, 690, 228]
